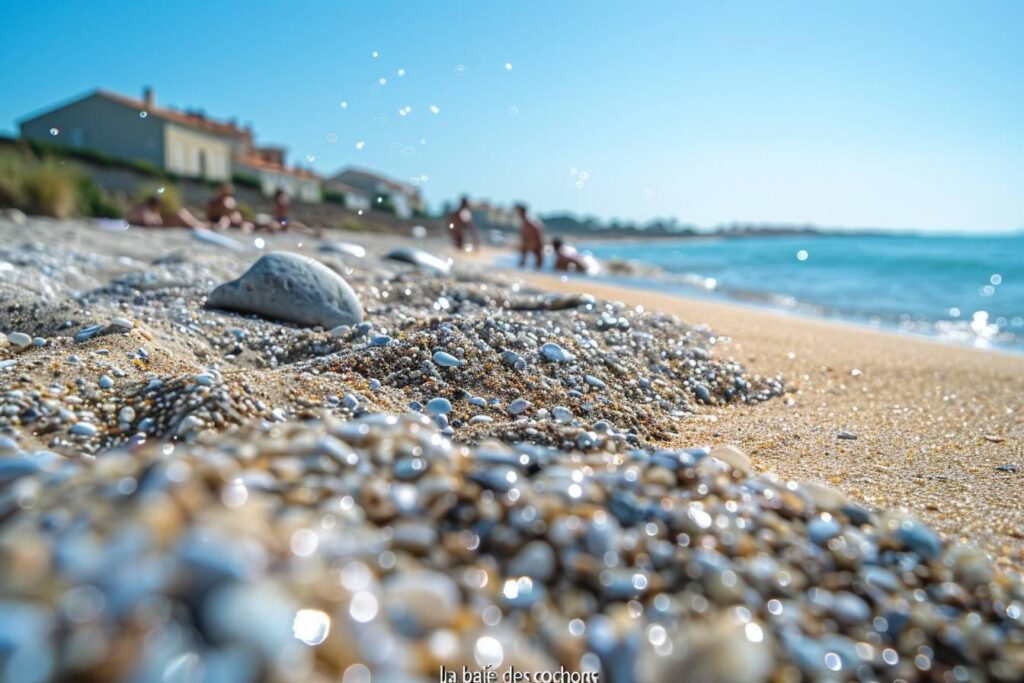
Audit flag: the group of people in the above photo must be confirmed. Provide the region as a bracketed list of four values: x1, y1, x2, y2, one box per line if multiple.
[447, 197, 591, 272]
[127, 184, 302, 234]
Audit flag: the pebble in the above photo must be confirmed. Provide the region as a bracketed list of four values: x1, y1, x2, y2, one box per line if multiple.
[7, 332, 31, 348]
[426, 397, 452, 415]
[317, 241, 366, 258]
[432, 351, 462, 368]
[837, 430, 857, 440]
[98, 375, 114, 389]
[541, 342, 575, 363]
[693, 382, 712, 403]
[552, 406, 574, 424]
[206, 252, 363, 328]
[384, 247, 451, 275]
[369, 335, 391, 347]
[507, 398, 530, 415]
[69, 422, 97, 437]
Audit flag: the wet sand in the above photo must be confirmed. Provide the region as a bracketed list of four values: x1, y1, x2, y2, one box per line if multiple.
[518, 271, 1024, 567]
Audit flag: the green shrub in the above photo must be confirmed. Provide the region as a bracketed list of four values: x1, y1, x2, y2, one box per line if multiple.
[0, 148, 123, 218]
[77, 176, 122, 218]
[373, 194, 396, 214]
[231, 173, 261, 191]
[322, 189, 345, 205]
[21, 160, 79, 218]
[0, 151, 28, 208]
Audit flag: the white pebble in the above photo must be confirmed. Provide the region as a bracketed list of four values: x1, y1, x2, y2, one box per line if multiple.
[7, 332, 31, 348]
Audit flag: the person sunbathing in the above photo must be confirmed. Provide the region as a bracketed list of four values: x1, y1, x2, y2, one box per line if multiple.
[207, 184, 253, 232]
[127, 195, 205, 229]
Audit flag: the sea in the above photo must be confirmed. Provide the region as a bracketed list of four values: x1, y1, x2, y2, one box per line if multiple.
[528, 233, 1024, 352]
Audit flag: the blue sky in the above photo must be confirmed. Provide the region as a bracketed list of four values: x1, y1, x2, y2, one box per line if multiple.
[2, 0, 1022, 231]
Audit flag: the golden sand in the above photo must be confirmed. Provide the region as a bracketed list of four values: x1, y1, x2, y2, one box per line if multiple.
[519, 271, 1024, 566]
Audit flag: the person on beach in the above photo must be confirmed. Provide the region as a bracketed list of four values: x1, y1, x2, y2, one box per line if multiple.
[515, 203, 545, 269]
[552, 236, 591, 272]
[207, 184, 254, 232]
[272, 188, 290, 231]
[447, 196, 480, 251]
[127, 195, 205, 229]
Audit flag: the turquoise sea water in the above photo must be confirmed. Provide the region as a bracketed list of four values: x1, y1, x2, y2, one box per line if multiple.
[568, 234, 1024, 351]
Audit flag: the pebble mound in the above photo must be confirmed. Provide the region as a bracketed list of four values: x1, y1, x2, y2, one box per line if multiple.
[0, 413, 1020, 682]
[1, 239, 782, 454]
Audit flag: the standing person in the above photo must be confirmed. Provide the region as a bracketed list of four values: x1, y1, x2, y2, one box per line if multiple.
[515, 203, 545, 269]
[447, 196, 480, 251]
[272, 188, 290, 232]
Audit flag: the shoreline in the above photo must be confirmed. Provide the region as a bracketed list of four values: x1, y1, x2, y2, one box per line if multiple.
[541, 268, 1024, 358]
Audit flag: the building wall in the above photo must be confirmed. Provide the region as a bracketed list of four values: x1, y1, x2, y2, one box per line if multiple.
[238, 163, 321, 202]
[164, 124, 232, 180]
[19, 93, 165, 166]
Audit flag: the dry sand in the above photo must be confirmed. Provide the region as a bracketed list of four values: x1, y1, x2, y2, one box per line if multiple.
[517, 271, 1024, 567]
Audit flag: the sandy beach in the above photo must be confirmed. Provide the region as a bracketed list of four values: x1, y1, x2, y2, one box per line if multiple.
[519, 273, 1024, 567]
[2, 216, 1023, 682]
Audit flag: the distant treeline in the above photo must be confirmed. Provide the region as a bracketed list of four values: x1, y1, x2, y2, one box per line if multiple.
[537, 212, 825, 238]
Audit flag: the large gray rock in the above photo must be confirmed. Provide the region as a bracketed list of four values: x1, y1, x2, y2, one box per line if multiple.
[206, 252, 363, 328]
[384, 247, 451, 275]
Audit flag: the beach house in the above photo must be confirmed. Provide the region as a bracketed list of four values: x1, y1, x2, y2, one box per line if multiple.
[19, 87, 322, 200]
[329, 168, 424, 219]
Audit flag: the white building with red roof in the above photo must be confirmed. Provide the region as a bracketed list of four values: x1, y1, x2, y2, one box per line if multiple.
[19, 87, 322, 201]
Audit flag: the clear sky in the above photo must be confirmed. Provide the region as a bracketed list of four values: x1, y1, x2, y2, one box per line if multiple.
[2, 1, 1022, 232]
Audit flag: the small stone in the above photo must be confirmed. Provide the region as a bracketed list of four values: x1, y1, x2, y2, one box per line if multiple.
[584, 375, 606, 389]
[507, 398, 530, 415]
[426, 398, 452, 415]
[693, 383, 712, 403]
[897, 520, 943, 560]
[383, 570, 460, 634]
[837, 431, 857, 440]
[552, 406, 574, 424]
[541, 342, 574, 363]
[109, 317, 134, 329]
[7, 332, 31, 348]
[508, 541, 557, 583]
[318, 241, 366, 258]
[370, 335, 392, 347]
[709, 445, 751, 476]
[98, 375, 114, 389]
[385, 247, 451, 275]
[995, 463, 1018, 473]
[432, 351, 462, 368]
[70, 422, 97, 437]
[206, 252, 363, 329]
